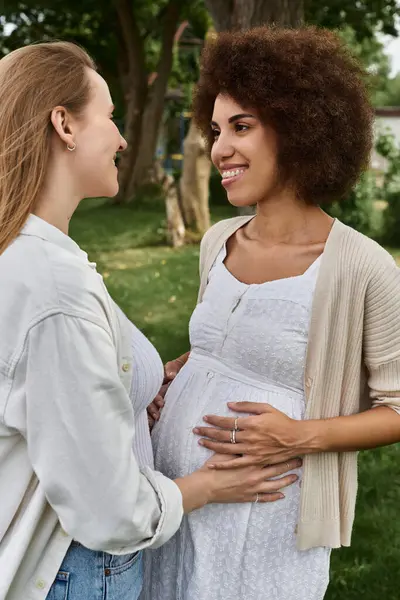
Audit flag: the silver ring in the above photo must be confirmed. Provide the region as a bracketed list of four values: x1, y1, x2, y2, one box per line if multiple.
[254, 493, 259, 504]
[230, 429, 236, 444]
[234, 417, 239, 431]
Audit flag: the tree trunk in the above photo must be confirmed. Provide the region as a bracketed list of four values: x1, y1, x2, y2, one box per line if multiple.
[205, 0, 304, 30]
[113, 0, 148, 203]
[180, 120, 212, 233]
[116, 80, 148, 203]
[131, 1, 181, 192]
[163, 172, 186, 248]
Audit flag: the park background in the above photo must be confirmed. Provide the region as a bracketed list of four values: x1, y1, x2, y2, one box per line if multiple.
[2, 1, 400, 598]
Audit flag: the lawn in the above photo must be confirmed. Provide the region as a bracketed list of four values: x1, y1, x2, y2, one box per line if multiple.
[70, 198, 400, 599]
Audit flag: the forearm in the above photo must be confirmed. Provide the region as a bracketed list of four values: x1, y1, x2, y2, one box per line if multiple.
[174, 472, 212, 513]
[298, 406, 400, 454]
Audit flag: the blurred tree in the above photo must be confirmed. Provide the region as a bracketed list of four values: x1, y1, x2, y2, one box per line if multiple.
[204, 0, 304, 30]
[337, 27, 392, 105]
[377, 74, 400, 106]
[133, 3, 210, 190]
[306, 0, 398, 39]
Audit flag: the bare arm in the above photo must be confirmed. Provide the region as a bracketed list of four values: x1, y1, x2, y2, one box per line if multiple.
[193, 401, 400, 469]
[299, 406, 400, 454]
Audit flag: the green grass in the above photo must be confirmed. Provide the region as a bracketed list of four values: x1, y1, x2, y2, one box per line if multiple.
[70, 199, 400, 599]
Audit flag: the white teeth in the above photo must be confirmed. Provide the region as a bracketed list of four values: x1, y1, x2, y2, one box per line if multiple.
[222, 168, 246, 179]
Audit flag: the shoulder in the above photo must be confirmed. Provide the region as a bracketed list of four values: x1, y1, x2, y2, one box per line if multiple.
[0, 233, 110, 326]
[332, 221, 396, 281]
[200, 215, 253, 258]
[334, 221, 399, 305]
[340, 221, 395, 266]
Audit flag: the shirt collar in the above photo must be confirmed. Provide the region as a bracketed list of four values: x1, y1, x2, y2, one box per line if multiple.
[21, 214, 93, 266]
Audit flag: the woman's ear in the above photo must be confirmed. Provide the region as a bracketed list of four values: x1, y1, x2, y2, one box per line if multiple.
[50, 106, 76, 150]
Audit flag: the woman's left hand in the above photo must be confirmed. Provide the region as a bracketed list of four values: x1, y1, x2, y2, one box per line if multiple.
[193, 401, 307, 469]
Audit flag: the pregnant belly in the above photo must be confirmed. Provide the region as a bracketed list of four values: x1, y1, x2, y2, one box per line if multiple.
[151, 358, 305, 479]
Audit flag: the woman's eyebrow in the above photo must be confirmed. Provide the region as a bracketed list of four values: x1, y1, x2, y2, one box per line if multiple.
[211, 113, 256, 127]
[228, 113, 256, 123]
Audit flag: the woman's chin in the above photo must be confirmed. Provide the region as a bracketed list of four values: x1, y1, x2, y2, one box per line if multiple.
[226, 192, 256, 209]
[101, 180, 120, 199]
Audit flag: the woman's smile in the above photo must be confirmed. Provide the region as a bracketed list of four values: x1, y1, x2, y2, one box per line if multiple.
[221, 167, 248, 187]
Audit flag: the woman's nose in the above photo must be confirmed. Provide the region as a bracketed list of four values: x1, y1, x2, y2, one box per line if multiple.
[119, 136, 128, 152]
[211, 133, 234, 165]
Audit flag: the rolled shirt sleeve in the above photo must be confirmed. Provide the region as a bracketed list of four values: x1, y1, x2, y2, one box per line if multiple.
[19, 312, 183, 554]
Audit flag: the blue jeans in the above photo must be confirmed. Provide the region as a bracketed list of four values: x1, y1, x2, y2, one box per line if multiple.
[46, 541, 143, 600]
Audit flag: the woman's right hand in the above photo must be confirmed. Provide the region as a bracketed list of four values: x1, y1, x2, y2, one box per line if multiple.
[147, 352, 190, 427]
[175, 456, 301, 513]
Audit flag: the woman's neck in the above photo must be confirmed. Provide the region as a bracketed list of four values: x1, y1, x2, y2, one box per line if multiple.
[246, 193, 331, 246]
[34, 171, 81, 235]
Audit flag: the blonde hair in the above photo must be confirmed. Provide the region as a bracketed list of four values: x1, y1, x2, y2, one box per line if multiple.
[0, 41, 95, 254]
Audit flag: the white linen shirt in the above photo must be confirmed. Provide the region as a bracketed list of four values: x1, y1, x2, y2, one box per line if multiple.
[0, 214, 183, 600]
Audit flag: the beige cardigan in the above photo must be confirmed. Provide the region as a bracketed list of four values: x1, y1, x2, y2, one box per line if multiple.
[198, 216, 400, 550]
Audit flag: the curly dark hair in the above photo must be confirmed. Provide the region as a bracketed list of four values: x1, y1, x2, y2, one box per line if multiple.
[192, 26, 374, 204]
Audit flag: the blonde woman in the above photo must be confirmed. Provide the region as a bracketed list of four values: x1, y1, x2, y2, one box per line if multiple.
[0, 42, 299, 600]
[144, 27, 400, 600]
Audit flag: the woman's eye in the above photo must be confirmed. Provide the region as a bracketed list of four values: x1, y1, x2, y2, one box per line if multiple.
[235, 123, 249, 133]
[211, 129, 220, 139]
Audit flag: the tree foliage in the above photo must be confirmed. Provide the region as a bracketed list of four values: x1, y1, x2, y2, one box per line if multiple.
[305, 0, 399, 39]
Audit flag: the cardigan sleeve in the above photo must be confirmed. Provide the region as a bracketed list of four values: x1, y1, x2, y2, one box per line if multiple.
[363, 254, 400, 414]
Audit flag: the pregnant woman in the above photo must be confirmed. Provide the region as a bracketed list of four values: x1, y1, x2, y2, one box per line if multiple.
[143, 26, 400, 600]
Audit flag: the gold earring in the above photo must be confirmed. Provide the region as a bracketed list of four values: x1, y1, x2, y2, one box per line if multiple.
[67, 143, 76, 152]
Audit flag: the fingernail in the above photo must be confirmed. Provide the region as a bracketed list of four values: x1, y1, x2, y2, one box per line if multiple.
[203, 416, 209, 422]
[207, 464, 216, 469]
[198, 440, 204, 446]
[193, 428, 200, 434]
[279, 494, 285, 499]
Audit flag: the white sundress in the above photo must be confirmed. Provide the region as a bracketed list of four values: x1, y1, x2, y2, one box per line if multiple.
[141, 244, 331, 600]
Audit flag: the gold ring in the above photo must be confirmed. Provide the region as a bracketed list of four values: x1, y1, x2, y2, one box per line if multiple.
[230, 429, 237, 444]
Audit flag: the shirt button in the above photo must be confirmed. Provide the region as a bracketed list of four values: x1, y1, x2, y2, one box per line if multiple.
[122, 363, 131, 372]
[36, 579, 46, 590]
[207, 371, 214, 380]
